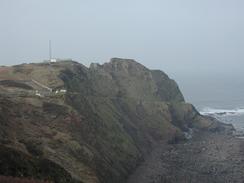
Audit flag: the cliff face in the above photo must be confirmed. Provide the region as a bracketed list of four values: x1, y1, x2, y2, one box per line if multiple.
[89, 58, 184, 102]
[0, 58, 227, 183]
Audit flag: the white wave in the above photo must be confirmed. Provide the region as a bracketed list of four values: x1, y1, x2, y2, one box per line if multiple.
[200, 107, 244, 116]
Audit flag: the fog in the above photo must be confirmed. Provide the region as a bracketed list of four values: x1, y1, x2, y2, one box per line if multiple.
[1, 0, 244, 104]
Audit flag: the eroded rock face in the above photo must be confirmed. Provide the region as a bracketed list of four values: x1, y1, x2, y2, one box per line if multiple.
[88, 58, 184, 102]
[0, 58, 229, 183]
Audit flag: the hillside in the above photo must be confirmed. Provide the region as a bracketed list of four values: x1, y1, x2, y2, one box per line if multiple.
[0, 58, 231, 183]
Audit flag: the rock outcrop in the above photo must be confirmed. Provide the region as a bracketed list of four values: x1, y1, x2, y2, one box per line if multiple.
[0, 58, 230, 183]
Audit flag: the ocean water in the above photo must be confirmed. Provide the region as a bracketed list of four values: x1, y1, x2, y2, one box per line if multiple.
[174, 72, 244, 134]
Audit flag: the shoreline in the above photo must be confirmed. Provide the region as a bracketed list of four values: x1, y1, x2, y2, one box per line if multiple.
[126, 129, 244, 183]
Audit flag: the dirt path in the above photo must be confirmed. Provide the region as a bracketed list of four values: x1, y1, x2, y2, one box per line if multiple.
[126, 131, 244, 183]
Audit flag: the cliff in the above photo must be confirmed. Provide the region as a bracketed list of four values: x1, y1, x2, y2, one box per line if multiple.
[0, 58, 230, 183]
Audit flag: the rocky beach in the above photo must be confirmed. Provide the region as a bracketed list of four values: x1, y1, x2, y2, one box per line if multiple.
[127, 128, 244, 183]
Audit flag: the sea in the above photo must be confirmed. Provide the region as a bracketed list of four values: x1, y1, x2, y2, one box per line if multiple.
[174, 72, 244, 136]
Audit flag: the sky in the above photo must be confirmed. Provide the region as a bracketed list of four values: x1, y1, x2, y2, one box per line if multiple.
[0, 0, 244, 104]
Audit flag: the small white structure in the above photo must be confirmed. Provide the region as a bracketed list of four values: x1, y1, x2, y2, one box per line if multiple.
[50, 58, 57, 63]
[55, 89, 67, 94]
[35, 90, 43, 97]
[60, 89, 67, 93]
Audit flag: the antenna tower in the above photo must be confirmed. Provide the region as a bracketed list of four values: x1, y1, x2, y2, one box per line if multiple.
[49, 40, 52, 60]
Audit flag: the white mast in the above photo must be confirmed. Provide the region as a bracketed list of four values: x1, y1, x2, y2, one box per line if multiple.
[49, 40, 52, 60]
[49, 40, 56, 62]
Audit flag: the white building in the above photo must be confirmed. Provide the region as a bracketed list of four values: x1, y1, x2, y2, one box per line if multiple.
[55, 89, 67, 94]
[50, 58, 57, 63]
[35, 90, 43, 97]
[60, 89, 67, 93]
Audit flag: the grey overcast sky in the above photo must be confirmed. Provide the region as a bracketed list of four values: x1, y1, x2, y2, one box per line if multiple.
[0, 0, 244, 76]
